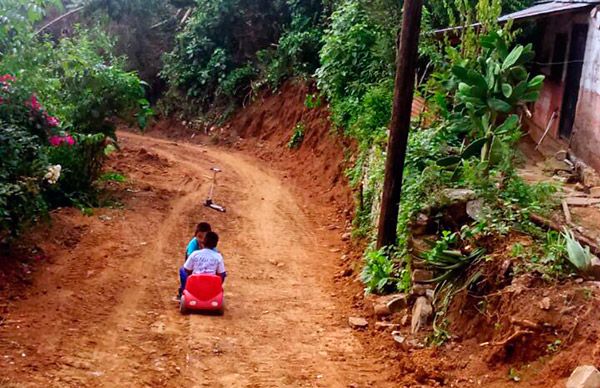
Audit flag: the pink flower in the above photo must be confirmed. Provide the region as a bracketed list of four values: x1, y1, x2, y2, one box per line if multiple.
[49, 136, 62, 146]
[49, 135, 75, 147]
[46, 115, 60, 127]
[0, 75, 13, 92]
[28, 94, 41, 111]
[0, 74, 15, 85]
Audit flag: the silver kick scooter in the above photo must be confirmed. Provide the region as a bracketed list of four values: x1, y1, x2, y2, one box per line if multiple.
[204, 167, 226, 212]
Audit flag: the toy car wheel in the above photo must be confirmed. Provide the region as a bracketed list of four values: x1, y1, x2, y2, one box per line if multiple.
[179, 296, 188, 315]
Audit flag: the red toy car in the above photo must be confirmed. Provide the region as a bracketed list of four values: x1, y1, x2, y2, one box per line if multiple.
[180, 274, 224, 315]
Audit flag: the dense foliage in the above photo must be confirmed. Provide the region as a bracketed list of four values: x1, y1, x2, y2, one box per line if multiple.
[161, 0, 328, 115]
[0, 1, 151, 238]
[344, 0, 559, 296]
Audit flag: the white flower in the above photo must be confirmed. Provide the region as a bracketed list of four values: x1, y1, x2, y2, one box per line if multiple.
[44, 164, 61, 184]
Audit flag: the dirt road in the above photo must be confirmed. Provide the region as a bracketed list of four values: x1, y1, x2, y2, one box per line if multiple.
[0, 132, 393, 387]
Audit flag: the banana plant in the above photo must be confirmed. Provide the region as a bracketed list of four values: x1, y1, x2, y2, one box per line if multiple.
[451, 30, 544, 164]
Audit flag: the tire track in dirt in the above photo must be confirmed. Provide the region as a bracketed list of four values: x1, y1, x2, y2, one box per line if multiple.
[0, 132, 393, 387]
[121, 133, 392, 387]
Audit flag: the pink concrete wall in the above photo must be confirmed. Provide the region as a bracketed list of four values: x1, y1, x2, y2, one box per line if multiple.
[528, 80, 563, 142]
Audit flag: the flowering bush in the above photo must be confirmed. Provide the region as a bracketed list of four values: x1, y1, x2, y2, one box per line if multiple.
[0, 74, 61, 141]
[45, 133, 106, 207]
[48, 135, 75, 147]
[43, 165, 61, 185]
[0, 124, 49, 236]
[1, 27, 153, 139]
[0, 75, 63, 237]
[0, 4, 152, 237]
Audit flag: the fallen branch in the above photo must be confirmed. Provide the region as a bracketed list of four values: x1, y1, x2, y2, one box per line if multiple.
[480, 330, 533, 347]
[509, 317, 539, 330]
[529, 213, 600, 255]
[35, 6, 85, 35]
[562, 199, 572, 224]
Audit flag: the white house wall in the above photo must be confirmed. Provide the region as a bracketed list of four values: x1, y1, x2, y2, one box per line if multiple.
[572, 6, 600, 170]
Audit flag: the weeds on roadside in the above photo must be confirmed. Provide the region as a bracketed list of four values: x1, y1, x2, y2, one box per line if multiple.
[508, 367, 521, 382]
[99, 172, 127, 183]
[428, 317, 451, 346]
[287, 123, 305, 149]
[304, 93, 322, 109]
[361, 246, 403, 294]
[546, 339, 562, 354]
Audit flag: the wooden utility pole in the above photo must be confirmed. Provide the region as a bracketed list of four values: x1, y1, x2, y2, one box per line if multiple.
[376, 0, 424, 249]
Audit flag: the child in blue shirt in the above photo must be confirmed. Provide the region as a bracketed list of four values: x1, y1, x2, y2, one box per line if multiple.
[185, 222, 211, 260]
[176, 222, 212, 300]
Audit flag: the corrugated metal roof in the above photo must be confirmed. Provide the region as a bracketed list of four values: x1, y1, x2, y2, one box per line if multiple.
[433, 0, 600, 34]
[498, 0, 598, 21]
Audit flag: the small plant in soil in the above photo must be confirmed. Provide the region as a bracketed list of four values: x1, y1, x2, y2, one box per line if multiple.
[508, 367, 521, 382]
[517, 230, 569, 279]
[546, 339, 562, 354]
[582, 287, 594, 301]
[421, 231, 486, 284]
[361, 246, 401, 294]
[562, 228, 596, 274]
[304, 93, 322, 109]
[99, 172, 127, 183]
[428, 317, 451, 346]
[287, 122, 306, 149]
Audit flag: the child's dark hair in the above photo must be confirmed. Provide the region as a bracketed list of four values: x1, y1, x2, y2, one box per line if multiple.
[204, 231, 219, 249]
[195, 222, 211, 234]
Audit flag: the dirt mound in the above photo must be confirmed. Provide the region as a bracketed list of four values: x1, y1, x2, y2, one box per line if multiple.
[226, 81, 353, 212]
[344, 230, 600, 387]
[144, 80, 354, 218]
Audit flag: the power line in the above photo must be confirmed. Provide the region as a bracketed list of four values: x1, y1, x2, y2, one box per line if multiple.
[532, 59, 585, 66]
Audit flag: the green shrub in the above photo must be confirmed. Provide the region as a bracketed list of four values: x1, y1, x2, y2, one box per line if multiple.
[304, 93, 323, 109]
[0, 0, 60, 56]
[1, 27, 152, 140]
[346, 80, 394, 149]
[45, 133, 107, 206]
[316, 1, 394, 106]
[219, 65, 257, 99]
[162, 0, 327, 111]
[161, 0, 290, 107]
[0, 3, 151, 235]
[287, 122, 306, 149]
[361, 247, 399, 294]
[0, 124, 48, 236]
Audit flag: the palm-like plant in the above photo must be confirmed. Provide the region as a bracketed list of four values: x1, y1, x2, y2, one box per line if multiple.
[562, 228, 595, 274]
[452, 30, 544, 164]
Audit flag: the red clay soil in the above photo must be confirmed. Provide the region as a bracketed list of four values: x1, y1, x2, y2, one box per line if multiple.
[2, 80, 600, 387]
[0, 132, 397, 387]
[126, 81, 600, 386]
[147, 80, 355, 217]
